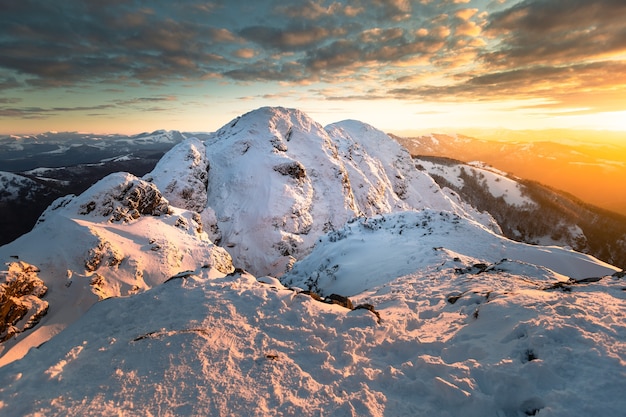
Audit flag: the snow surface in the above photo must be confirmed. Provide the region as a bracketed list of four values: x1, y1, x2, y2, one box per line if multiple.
[200, 107, 499, 277]
[0, 228, 623, 416]
[282, 210, 617, 297]
[0, 107, 624, 416]
[0, 172, 233, 366]
[418, 159, 535, 208]
[0, 172, 48, 200]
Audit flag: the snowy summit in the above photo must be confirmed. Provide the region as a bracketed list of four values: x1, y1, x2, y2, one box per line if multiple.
[0, 107, 624, 416]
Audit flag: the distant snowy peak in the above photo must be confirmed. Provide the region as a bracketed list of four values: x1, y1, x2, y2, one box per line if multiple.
[0, 172, 51, 201]
[130, 129, 187, 144]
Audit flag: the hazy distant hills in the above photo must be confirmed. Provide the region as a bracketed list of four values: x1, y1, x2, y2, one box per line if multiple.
[0, 130, 190, 245]
[392, 133, 626, 217]
[416, 156, 626, 269]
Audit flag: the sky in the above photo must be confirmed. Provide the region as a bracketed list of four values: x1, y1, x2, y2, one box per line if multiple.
[1, 0, 626, 135]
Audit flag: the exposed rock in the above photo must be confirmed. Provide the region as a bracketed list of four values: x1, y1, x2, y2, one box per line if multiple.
[273, 161, 307, 181]
[85, 240, 124, 272]
[327, 293, 353, 310]
[0, 261, 48, 342]
[78, 174, 170, 223]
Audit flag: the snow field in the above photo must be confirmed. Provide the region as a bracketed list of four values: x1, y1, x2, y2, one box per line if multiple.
[1, 255, 623, 416]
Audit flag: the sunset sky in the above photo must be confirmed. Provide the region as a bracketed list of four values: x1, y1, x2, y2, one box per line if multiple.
[1, 0, 625, 135]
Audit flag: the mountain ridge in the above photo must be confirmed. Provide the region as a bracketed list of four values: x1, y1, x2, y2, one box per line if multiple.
[0, 107, 624, 416]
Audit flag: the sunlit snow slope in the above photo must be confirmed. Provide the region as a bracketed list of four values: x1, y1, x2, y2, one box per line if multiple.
[198, 107, 497, 276]
[0, 107, 624, 417]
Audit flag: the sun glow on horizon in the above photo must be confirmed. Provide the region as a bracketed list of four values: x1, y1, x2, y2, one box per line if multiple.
[1, 1, 625, 137]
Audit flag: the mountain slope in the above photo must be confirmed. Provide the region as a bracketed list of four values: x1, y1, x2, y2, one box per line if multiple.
[416, 156, 626, 269]
[393, 132, 626, 217]
[0, 172, 233, 365]
[282, 210, 617, 296]
[0, 130, 190, 247]
[0, 213, 623, 416]
[0, 107, 624, 416]
[198, 107, 497, 277]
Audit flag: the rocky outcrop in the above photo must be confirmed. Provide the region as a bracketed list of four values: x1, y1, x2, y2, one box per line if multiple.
[0, 261, 48, 342]
[76, 173, 170, 222]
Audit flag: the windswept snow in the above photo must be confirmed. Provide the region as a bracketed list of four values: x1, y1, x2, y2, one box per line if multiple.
[0, 107, 624, 416]
[0, 254, 623, 416]
[282, 210, 618, 297]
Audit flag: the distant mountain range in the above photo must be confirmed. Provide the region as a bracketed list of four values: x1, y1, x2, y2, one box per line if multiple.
[0, 108, 624, 416]
[415, 156, 626, 269]
[392, 133, 626, 217]
[0, 130, 193, 245]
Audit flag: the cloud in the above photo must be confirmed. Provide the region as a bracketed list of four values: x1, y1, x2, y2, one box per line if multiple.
[0, 95, 181, 119]
[208, 28, 239, 43]
[224, 60, 310, 82]
[2, 0, 626, 125]
[232, 48, 258, 59]
[0, 97, 22, 104]
[0, 76, 21, 91]
[455, 8, 478, 20]
[115, 96, 178, 106]
[275, 1, 346, 19]
[239, 26, 337, 51]
[0, 104, 116, 119]
[388, 60, 626, 113]
[373, 0, 413, 21]
[0, 1, 242, 88]
[483, 0, 626, 67]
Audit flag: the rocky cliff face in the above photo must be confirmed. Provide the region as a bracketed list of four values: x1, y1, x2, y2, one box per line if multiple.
[0, 261, 48, 343]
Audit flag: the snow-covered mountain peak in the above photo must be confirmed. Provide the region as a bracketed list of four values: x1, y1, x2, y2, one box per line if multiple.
[197, 106, 498, 277]
[144, 138, 209, 213]
[214, 106, 325, 144]
[0, 107, 625, 415]
[0, 171, 233, 365]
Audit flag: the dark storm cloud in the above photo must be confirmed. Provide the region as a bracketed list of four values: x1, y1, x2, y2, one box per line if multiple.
[483, 0, 626, 67]
[239, 26, 339, 51]
[0, 0, 237, 88]
[0, 103, 115, 119]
